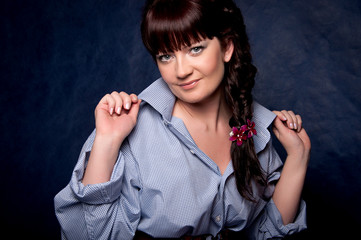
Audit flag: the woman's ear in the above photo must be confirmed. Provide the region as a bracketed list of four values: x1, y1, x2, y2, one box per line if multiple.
[223, 40, 234, 63]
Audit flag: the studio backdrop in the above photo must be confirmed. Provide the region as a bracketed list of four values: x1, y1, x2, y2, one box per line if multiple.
[1, 0, 360, 239]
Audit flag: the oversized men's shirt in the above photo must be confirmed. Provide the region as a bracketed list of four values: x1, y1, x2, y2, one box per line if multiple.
[54, 79, 307, 240]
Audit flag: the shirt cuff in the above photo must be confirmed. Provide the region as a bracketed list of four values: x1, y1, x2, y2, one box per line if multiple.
[69, 150, 125, 205]
[260, 198, 307, 238]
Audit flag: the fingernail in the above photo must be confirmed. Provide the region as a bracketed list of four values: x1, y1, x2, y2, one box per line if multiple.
[117, 107, 121, 114]
[290, 123, 293, 128]
[125, 103, 130, 110]
[110, 107, 114, 115]
[294, 123, 297, 129]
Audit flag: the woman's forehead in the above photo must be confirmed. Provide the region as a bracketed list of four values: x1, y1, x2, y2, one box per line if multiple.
[156, 38, 209, 54]
[153, 31, 209, 53]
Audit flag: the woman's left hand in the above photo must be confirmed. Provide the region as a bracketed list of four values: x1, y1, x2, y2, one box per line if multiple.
[272, 110, 311, 224]
[272, 110, 311, 160]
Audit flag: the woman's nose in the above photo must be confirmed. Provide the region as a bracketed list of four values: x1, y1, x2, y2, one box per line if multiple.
[175, 56, 193, 79]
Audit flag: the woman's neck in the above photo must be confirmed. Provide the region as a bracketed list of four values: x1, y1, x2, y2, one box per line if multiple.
[173, 88, 231, 132]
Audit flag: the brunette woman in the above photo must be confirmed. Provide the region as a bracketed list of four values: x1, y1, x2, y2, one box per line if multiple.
[55, 0, 310, 239]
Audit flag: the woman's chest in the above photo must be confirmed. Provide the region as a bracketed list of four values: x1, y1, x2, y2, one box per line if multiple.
[188, 128, 232, 175]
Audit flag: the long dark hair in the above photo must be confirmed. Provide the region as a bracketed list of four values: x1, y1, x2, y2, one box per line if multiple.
[141, 0, 266, 201]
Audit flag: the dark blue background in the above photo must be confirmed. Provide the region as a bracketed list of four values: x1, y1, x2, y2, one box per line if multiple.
[1, 0, 360, 239]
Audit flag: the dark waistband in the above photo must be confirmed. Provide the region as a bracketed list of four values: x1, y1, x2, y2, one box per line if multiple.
[134, 230, 246, 240]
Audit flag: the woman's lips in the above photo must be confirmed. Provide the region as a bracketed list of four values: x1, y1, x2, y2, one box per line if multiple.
[179, 80, 199, 90]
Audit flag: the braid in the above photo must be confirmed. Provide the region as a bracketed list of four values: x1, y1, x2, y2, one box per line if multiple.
[220, 1, 266, 201]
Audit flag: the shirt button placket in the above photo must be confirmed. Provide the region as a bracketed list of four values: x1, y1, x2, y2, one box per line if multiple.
[163, 120, 169, 127]
[212, 195, 224, 231]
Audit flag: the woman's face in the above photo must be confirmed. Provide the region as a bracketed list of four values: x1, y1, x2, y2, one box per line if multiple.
[156, 37, 234, 104]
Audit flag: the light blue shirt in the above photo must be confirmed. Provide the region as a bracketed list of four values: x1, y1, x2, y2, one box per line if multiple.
[54, 79, 307, 240]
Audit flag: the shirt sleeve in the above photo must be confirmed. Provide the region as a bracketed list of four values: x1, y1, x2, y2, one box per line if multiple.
[54, 130, 142, 240]
[245, 138, 307, 239]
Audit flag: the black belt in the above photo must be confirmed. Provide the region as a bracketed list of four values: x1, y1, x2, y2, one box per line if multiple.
[134, 230, 246, 240]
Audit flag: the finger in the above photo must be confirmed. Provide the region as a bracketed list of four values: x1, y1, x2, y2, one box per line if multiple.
[281, 110, 296, 130]
[99, 94, 116, 115]
[119, 91, 133, 110]
[128, 99, 142, 120]
[296, 114, 303, 132]
[273, 115, 287, 130]
[287, 111, 297, 129]
[272, 110, 287, 121]
[287, 110, 298, 130]
[130, 94, 138, 103]
[110, 91, 124, 115]
[272, 117, 285, 140]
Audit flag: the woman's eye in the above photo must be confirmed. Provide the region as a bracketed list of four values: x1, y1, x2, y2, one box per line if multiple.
[190, 46, 204, 55]
[157, 54, 172, 62]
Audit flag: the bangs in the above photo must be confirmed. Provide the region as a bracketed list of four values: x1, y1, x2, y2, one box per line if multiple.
[141, 0, 216, 56]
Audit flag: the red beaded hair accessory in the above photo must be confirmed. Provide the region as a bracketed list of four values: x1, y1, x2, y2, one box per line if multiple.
[229, 119, 257, 146]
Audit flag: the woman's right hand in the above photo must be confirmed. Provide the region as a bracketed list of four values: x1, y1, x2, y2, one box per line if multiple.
[82, 91, 141, 185]
[95, 91, 141, 144]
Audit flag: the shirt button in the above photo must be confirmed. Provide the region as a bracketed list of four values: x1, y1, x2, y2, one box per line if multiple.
[215, 215, 221, 222]
[190, 149, 195, 154]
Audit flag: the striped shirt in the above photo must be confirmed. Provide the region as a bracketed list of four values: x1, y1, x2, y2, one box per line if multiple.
[54, 78, 307, 239]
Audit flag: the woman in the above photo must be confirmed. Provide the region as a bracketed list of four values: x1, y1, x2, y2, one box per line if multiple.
[55, 0, 311, 239]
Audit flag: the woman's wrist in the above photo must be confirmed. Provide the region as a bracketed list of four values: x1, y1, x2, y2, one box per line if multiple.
[93, 133, 124, 151]
[82, 134, 123, 185]
[273, 154, 308, 225]
[286, 148, 310, 169]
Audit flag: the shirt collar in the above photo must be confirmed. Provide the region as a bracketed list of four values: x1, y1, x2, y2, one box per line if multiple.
[139, 78, 276, 153]
[252, 101, 276, 153]
[138, 78, 175, 122]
